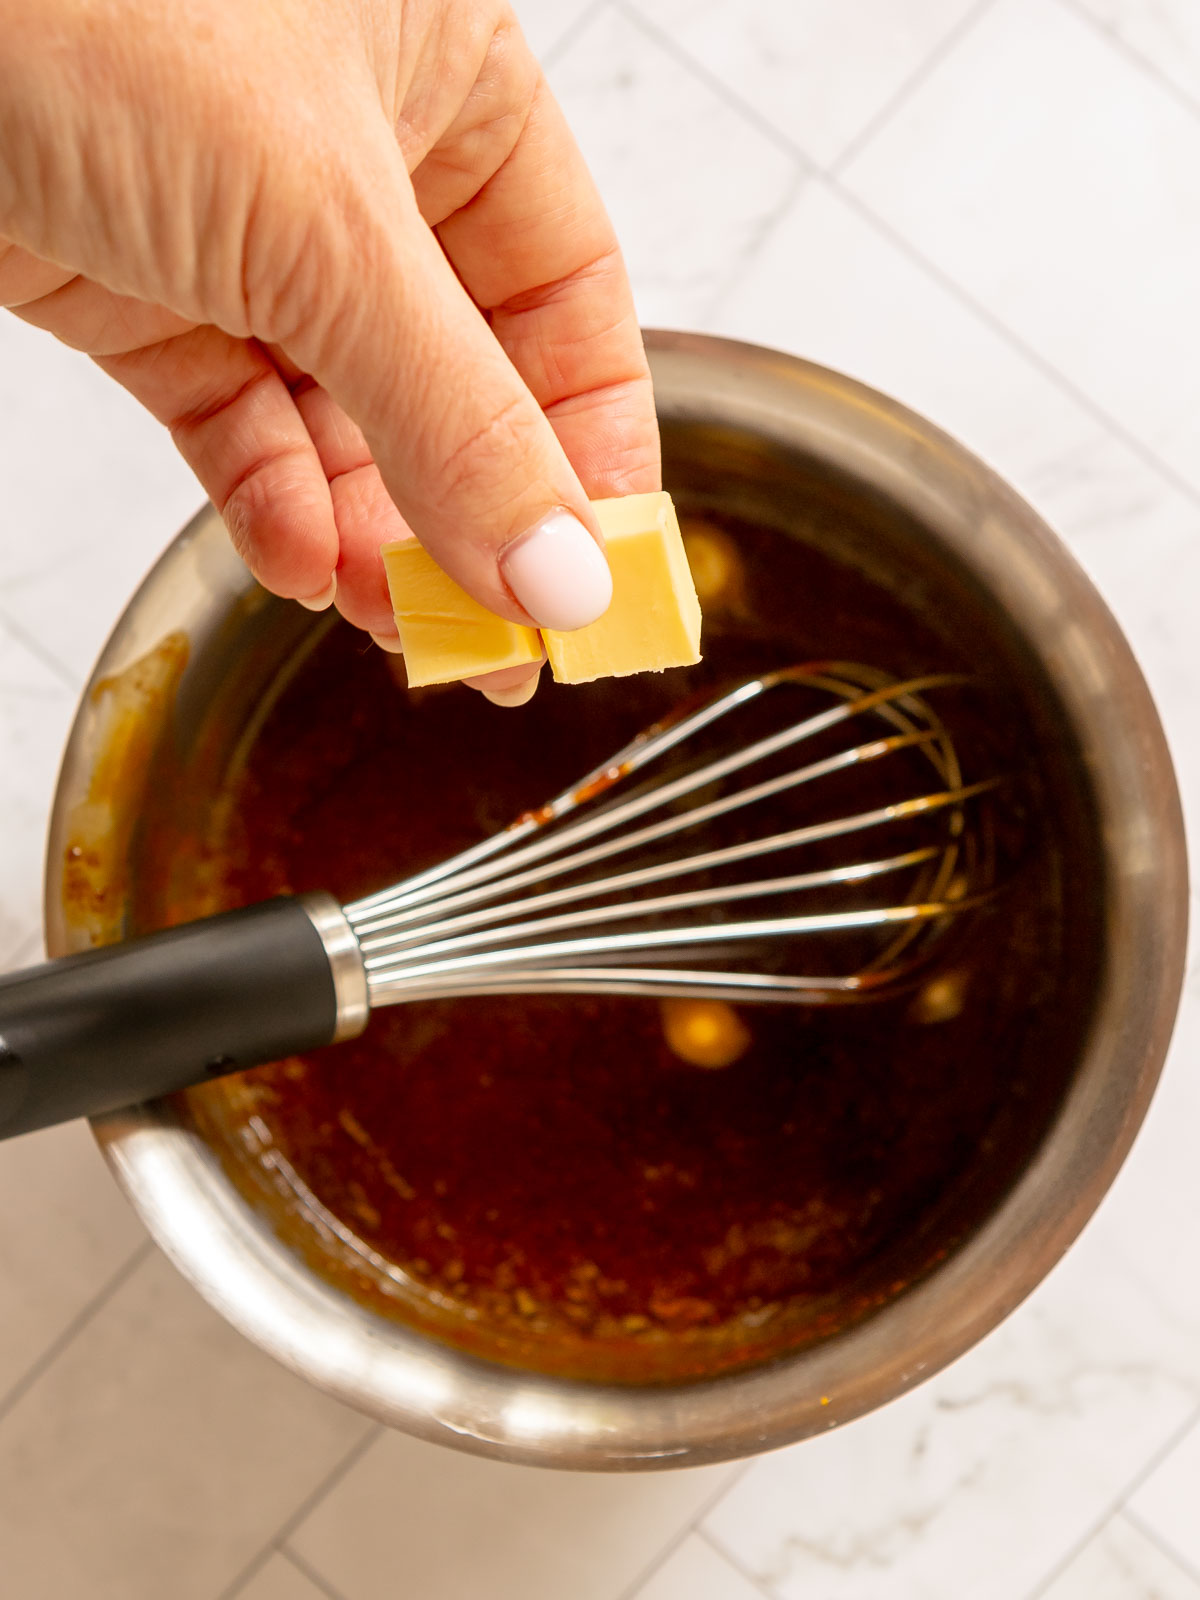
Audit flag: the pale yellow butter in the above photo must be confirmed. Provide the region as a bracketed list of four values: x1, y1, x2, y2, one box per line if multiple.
[543, 492, 702, 685]
[381, 538, 542, 688]
[381, 492, 702, 688]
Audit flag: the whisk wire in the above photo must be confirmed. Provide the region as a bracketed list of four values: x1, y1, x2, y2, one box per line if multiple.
[348, 669, 968, 927]
[362, 847, 945, 972]
[358, 782, 996, 972]
[352, 733, 966, 953]
[374, 899, 986, 988]
[346, 666, 1000, 1008]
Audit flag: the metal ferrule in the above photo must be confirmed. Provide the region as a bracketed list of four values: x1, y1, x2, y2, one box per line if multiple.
[299, 892, 370, 1043]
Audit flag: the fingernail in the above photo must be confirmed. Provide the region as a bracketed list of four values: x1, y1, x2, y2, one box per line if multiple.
[482, 675, 539, 708]
[500, 509, 612, 631]
[297, 574, 337, 612]
[369, 630, 404, 655]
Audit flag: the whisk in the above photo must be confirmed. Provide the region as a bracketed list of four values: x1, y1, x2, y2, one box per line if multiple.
[0, 663, 1000, 1139]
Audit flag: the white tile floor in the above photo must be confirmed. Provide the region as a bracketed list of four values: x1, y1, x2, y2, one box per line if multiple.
[1, 1, 1199, 1595]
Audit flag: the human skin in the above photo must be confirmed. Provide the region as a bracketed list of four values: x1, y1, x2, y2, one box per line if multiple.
[0, 0, 660, 702]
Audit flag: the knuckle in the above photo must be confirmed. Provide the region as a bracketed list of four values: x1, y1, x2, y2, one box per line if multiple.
[436, 393, 541, 507]
[221, 486, 258, 569]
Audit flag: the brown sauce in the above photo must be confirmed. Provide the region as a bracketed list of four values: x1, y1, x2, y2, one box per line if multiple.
[159, 506, 1094, 1383]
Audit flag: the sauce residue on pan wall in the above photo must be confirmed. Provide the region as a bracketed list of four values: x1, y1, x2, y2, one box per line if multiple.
[157, 509, 1089, 1383]
[61, 632, 190, 951]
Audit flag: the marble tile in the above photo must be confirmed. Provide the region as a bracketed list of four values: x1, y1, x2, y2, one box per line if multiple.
[290, 1429, 739, 1600]
[1128, 1414, 1200, 1577]
[0, 1119, 146, 1407]
[1070, 0, 1200, 112]
[702, 1200, 1200, 1600]
[240, 1551, 345, 1600]
[1038, 1511, 1200, 1600]
[633, 1533, 765, 1600]
[0, 620, 80, 963]
[839, 0, 1200, 497]
[0, 1251, 371, 1600]
[631, 0, 981, 168]
[512, 0, 596, 61]
[548, 4, 805, 329]
[0, 315, 202, 684]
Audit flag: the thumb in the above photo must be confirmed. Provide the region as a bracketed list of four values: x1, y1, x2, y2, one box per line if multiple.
[281, 168, 612, 633]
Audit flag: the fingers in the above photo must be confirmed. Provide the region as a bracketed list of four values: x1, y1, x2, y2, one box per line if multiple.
[0, 241, 77, 306]
[276, 134, 613, 636]
[291, 374, 547, 703]
[98, 316, 545, 706]
[428, 62, 660, 501]
[286, 377, 405, 634]
[469, 664, 543, 707]
[4, 266, 194, 354]
[262, 32, 655, 686]
[96, 327, 338, 602]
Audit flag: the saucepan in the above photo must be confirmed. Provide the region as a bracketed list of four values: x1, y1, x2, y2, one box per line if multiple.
[43, 331, 1187, 1468]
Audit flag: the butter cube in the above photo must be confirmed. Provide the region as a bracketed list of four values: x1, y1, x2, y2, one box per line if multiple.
[543, 492, 702, 685]
[381, 493, 702, 690]
[381, 538, 542, 687]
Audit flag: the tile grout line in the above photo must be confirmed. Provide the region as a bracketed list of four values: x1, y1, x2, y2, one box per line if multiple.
[217, 1421, 385, 1600]
[611, 1459, 758, 1600]
[1021, 1399, 1200, 1600]
[695, 164, 811, 330]
[617, 0, 1200, 524]
[1055, 0, 1200, 127]
[1122, 1503, 1200, 1591]
[829, 0, 1003, 176]
[0, 1237, 153, 1428]
[696, 1522, 777, 1599]
[541, 0, 613, 70]
[610, 0, 813, 332]
[610, 0, 817, 175]
[278, 1543, 352, 1600]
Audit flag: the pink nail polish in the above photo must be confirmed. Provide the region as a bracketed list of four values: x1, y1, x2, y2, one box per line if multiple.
[500, 510, 612, 631]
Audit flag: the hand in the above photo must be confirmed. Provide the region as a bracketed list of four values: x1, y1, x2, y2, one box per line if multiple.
[0, 0, 659, 701]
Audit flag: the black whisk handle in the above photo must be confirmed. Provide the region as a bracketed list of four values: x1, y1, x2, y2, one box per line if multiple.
[0, 894, 368, 1141]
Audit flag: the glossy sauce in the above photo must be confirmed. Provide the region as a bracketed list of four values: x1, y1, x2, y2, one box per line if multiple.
[174, 512, 1081, 1382]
